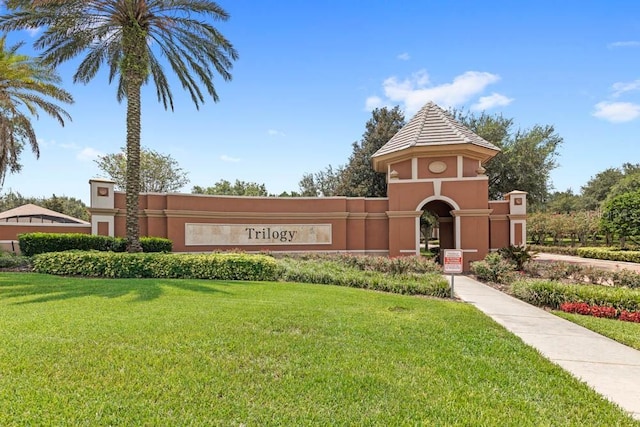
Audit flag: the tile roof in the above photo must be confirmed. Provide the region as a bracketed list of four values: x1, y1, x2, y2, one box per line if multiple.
[372, 102, 500, 158]
[0, 203, 89, 224]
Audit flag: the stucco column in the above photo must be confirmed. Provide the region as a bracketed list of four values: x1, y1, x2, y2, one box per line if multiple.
[450, 208, 493, 270]
[505, 191, 528, 246]
[88, 179, 117, 237]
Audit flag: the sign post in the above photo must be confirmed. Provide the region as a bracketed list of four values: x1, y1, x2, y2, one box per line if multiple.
[443, 249, 463, 298]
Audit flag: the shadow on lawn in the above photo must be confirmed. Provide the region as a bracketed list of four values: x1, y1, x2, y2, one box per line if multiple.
[0, 273, 232, 304]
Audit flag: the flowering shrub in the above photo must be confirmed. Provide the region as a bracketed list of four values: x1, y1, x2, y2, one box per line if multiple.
[619, 310, 640, 323]
[560, 301, 640, 322]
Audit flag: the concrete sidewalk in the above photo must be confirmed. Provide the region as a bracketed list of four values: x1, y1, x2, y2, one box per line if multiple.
[451, 274, 640, 421]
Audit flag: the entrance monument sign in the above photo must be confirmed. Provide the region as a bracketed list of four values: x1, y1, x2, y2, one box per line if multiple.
[185, 223, 332, 246]
[88, 102, 527, 270]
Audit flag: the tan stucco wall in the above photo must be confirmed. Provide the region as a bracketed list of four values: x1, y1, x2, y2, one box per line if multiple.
[417, 157, 458, 179]
[92, 151, 521, 266]
[112, 193, 391, 254]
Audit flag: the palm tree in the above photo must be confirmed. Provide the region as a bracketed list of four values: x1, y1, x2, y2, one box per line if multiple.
[1, 1, 238, 251]
[0, 34, 72, 185]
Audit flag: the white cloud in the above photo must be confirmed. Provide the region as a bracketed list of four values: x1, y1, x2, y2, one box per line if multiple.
[612, 79, 640, 97]
[397, 52, 410, 61]
[607, 41, 640, 49]
[77, 147, 104, 161]
[374, 69, 501, 115]
[593, 101, 640, 123]
[267, 129, 285, 137]
[364, 96, 385, 111]
[471, 93, 514, 111]
[220, 154, 241, 163]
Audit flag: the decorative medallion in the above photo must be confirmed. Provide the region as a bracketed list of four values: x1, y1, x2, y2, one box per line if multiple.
[97, 187, 109, 197]
[428, 161, 447, 174]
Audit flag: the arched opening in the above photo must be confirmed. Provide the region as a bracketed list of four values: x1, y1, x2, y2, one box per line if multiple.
[416, 196, 459, 262]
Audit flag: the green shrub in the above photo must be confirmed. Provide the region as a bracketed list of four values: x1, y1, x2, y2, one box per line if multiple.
[32, 252, 278, 281]
[612, 269, 640, 289]
[18, 233, 172, 256]
[139, 237, 172, 253]
[0, 251, 31, 269]
[511, 279, 640, 312]
[577, 247, 640, 263]
[282, 253, 441, 274]
[276, 258, 449, 297]
[470, 252, 517, 284]
[498, 245, 535, 270]
[523, 261, 584, 281]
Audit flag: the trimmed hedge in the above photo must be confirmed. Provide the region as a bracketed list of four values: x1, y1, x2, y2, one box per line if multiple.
[18, 233, 172, 257]
[32, 251, 279, 281]
[511, 279, 640, 312]
[576, 247, 640, 263]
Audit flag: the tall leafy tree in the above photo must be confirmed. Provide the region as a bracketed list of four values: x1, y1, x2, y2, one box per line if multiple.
[298, 165, 344, 197]
[580, 167, 625, 210]
[338, 106, 405, 197]
[546, 189, 581, 214]
[1, 0, 238, 251]
[580, 163, 640, 210]
[298, 172, 320, 197]
[0, 35, 72, 185]
[96, 146, 189, 193]
[607, 174, 640, 201]
[192, 179, 268, 196]
[453, 110, 562, 208]
[601, 191, 640, 248]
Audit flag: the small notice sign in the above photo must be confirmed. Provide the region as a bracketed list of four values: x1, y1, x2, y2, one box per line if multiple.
[443, 249, 463, 274]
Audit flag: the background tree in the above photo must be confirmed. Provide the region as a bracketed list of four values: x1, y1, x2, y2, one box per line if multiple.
[2, 1, 238, 252]
[453, 110, 563, 209]
[606, 169, 640, 202]
[579, 167, 625, 211]
[298, 173, 320, 197]
[0, 190, 89, 220]
[546, 189, 581, 214]
[337, 106, 405, 197]
[527, 212, 549, 244]
[0, 35, 72, 185]
[601, 191, 640, 248]
[192, 179, 268, 196]
[298, 165, 344, 197]
[298, 106, 405, 197]
[95, 147, 189, 193]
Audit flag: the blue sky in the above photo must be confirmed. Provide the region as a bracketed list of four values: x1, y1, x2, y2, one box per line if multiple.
[2, 0, 640, 204]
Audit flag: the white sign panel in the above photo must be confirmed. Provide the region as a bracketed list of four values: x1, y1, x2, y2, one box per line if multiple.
[443, 249, 463, 273]
[185, 223, 332, 246]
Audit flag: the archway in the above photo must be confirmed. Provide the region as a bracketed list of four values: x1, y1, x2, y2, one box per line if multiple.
[416, 195, 459, 261]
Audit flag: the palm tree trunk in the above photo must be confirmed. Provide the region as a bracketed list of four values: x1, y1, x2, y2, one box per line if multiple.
[123, 23, 147, 253]
[125, 80, 142, 252]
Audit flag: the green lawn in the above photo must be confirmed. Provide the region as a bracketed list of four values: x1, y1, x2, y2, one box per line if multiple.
[0, 273, 637, 425]
[555, 311, 640, 350]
